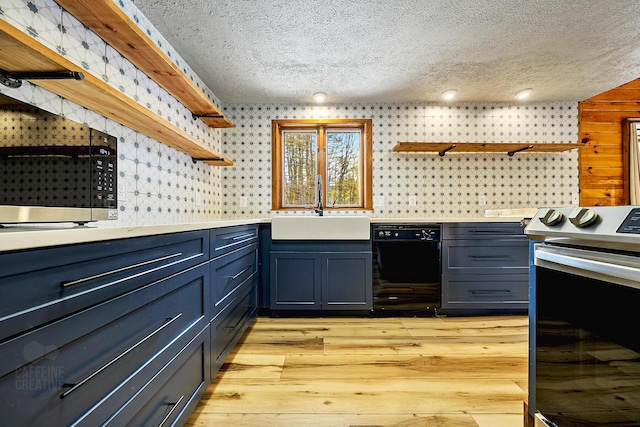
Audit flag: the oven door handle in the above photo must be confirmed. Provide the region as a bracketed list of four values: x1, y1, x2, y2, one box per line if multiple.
[534, 412, 559, 427]
[535, 245, 640, 290]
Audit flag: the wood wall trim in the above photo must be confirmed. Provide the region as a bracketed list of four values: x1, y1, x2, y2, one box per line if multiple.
[578, 78, 640, 206]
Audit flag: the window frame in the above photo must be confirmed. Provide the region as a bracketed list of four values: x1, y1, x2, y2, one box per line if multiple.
[272, 118, 373, 211]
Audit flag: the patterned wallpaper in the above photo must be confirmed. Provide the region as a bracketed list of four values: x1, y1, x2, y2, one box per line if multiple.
[0, 0, 225, 227]
[0, 0, 580, 226]
[222, 102, 579, 219]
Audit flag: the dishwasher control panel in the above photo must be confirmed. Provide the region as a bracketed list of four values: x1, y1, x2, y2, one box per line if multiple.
[373, 224, 440, 241]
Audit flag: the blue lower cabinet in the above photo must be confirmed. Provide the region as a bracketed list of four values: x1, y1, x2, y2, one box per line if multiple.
[210, 279, 257, 377]
[208, 226, 259, 379]
[101, 324, 210, 427]
[0, 263, 208, 427]
[440, 222, 529, 313]
[322, 252, 372, 309]
[270, 252, 322, 310]
[0, 230, 209, 343]
[270, 248, 372, 312]
[0, 224, 260, 427]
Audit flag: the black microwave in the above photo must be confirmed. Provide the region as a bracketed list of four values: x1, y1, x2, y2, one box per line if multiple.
[0, 96, 117, 224]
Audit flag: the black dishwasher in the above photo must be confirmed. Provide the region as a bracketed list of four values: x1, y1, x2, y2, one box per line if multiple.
[372, 224, 441, 316]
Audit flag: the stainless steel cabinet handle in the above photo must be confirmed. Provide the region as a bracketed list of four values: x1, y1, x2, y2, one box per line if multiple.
[215, 233, 256, 251]
[471, 290, 510, 294]
[61, 252, 183, 288]
[158, 395, 185, 427]
[468, 255, 511, 259]
[231, 233, 255, 241]
[60, 313, 183, 399]
[228, 265, 251, 281]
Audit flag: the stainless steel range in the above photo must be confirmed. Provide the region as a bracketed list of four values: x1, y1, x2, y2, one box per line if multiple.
[526, 206, 640, 426]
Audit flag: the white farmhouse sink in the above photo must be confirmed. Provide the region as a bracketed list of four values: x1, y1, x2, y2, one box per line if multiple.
[271, 216, 370, 240]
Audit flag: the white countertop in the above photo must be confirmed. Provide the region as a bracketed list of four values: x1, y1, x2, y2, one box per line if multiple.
[370, 217, 527, 224]
[0, 212, 534, 252]
[0, 219, 269, 252]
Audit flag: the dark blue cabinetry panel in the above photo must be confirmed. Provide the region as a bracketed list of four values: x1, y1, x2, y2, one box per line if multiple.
[0, 230, 209, 343]
[441, 223, 528, 313]
[102, 324, 210, 427]
[269, 239, 372, 313]
[0, 241, 209, 427]
[0, 224, 260, 427]
[323, 253, 372, 309]
[270, 252, 322, 310]
[208, 225, 259, 379]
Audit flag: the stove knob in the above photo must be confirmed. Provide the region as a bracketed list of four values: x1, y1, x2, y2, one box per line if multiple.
[569, 208, 599, 228]
[378, 231, 385, 238]
[539, 209, 564, 226]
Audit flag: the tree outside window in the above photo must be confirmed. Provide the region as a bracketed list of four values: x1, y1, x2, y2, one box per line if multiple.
[272, 119, 372, 211]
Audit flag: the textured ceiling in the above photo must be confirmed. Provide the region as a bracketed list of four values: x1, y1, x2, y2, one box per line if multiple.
[131, 0, 640, 104]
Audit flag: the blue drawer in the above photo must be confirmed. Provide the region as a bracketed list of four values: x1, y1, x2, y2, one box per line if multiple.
[210, 225, 258, 258]
[442, 240, 529, 274]
[0, 264, 207, 426]
[210, 241, 257, 315]
[102, 324, 210, 427]
[0, 230, 209, 342]
[211, 280, 257, 375]
[443, 223, 526, 239]
[442, 274, 529, 308]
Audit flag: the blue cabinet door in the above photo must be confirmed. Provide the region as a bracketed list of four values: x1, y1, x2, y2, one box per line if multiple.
[270, 252, 322, 310]
[322, 252, 372, 310]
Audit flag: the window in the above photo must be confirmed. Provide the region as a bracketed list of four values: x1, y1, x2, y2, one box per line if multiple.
[272, 119, 372, 211]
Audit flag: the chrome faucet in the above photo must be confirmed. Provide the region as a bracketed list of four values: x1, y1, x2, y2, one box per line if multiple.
[314, 174, 324, 216]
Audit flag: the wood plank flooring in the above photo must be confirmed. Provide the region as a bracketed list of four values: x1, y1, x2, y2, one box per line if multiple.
[185, 315, 529, 427]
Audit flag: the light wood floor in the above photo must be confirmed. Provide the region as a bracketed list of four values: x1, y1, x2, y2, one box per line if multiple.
[185, 315, 529, 427]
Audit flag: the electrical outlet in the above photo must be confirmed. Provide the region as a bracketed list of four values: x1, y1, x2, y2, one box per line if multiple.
[117, 181, 126, 201]
[195, 192, 202, 206]
[374, 195, 384, 207]
[571, 193, 579, 205]
[478, 195, 487, 205]
[239, 196, 248, 207]
[408, 196, 417, 206]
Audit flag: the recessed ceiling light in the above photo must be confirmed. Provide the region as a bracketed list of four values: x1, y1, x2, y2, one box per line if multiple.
[515, 88, 533, 100]
[441, 89, 457, 100]
[313, 92, 326, 103]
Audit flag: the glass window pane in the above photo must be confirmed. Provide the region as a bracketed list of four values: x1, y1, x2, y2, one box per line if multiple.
[326, 130, 361, 206]
[282, 130, 317, 206]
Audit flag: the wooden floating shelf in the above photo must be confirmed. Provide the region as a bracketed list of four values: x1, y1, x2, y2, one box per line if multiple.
[0, 19, 232, 166]
[55, 0, 233, 129]
[393, 142, 581, 156]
